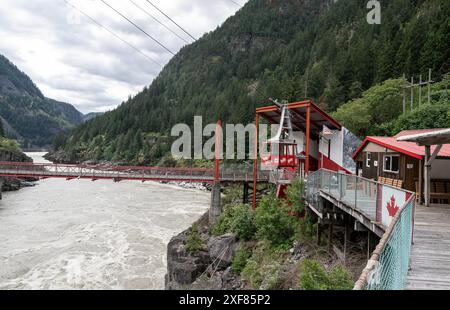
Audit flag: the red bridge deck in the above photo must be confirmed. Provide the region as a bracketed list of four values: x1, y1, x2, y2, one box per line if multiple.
[0, 162, 269, 184]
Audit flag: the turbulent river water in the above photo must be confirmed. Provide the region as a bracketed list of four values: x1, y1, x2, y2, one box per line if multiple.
[0, 153, 210, 289]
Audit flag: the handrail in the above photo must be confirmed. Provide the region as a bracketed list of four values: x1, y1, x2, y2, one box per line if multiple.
[354, 194, 416, 290]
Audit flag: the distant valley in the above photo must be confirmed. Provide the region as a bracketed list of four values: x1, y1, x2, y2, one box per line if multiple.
[0, 54, 100, 149]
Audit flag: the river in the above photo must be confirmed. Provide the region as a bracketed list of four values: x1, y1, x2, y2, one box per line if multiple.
[0, 153, 210, 290]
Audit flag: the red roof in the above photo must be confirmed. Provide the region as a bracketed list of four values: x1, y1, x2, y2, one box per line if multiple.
[353, 131, 450, 160]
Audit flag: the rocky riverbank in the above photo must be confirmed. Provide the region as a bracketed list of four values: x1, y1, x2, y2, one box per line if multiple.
[0, 149, 37, 197]
[165, 212, 243, 290]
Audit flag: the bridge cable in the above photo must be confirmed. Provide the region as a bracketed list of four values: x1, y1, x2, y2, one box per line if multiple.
[143, 0, 197, 41]
[100, 0, 176, 56]
[63, 0, 163, 67]
[128, 0, 190, 45]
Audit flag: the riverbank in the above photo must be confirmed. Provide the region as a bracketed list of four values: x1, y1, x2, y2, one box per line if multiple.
[0, 149, 36, 196]
[165, 182, 367, 290]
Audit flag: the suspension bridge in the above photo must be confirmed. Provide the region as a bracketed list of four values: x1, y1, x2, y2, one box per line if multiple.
[0, 161, 270, 184]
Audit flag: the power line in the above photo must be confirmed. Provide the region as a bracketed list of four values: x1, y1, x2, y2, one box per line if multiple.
[143, 0, 197, 41]
[228, 0, 242, 7]
[63, 0, 162, 67]
[128, 0, 190, 44]
[100, 0, 175, 55]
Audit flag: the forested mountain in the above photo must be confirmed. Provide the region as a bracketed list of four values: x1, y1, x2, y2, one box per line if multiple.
[63, 0, 449, 164]
[0, 54, 85, 148]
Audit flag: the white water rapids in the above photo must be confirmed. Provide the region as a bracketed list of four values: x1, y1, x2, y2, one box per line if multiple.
[0, 153, 209, 289]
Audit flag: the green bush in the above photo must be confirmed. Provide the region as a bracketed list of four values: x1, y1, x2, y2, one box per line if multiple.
[231, 246, 251, 274]
[285, 179, 306, 215]
[185, 224, 205, 253]
[213, 204, 256, 241]
[299, 260, 329, 290]
[254, 194, 299, 249]
[299, 260, 354, 290]
[328, 265, 355, 290]
[0, 137, 20, 151]
[241, 259, 263, 289]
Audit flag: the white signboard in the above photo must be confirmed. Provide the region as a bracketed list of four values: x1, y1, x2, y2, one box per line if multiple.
[380, 186, 407, 227]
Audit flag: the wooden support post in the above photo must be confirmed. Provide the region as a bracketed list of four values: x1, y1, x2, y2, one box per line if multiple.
[410, 76, 414, 111]
[367, 231, 371, 260]
[317, 224, 321, 246]
[252, 114, 260, 210]
[243, 182, 249, 204]
[305, 103, 311, 175]
[424, 146, 431, 208]
[328, 222, 333, 250]
[418, 159, 423, 204]
[344, 219, 351, 262]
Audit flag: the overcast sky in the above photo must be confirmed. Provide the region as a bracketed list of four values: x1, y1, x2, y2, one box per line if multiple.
[0, 0, 247, 113]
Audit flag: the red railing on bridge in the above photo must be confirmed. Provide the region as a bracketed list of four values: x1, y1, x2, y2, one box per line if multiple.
[0, 161, 269, 184]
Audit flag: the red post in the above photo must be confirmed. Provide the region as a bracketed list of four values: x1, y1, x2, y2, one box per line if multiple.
[214, 120, 222, 184]
[252, 114, 260, 210]
[305, 104, 311, 175]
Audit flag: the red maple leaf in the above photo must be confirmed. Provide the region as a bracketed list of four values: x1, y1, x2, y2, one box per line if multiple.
[386, 195, 400, 217]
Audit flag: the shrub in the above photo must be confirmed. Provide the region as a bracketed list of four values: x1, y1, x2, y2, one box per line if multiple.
[213, 204, 256, 241]
[254, 194, 299, 249]
[285, 179, 306, 215]
[299, 260, 354, 290]
[241, 259, 263, 289]
[231, 246, 251, 274]
[328, 265, 354, 290]
[299, 259, 329, 290]
[185, 224, 205, 253]
[299, 211, 316, 239]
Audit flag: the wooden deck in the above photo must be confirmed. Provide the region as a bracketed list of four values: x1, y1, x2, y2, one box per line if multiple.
[407, 204, 450, 290]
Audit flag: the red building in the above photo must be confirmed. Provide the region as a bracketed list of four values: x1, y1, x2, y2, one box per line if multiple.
[353, 129, 450, 204]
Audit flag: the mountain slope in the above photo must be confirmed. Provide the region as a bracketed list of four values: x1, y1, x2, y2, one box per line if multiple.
[0, 54, 85, 148]
[63, 0, 449, 164]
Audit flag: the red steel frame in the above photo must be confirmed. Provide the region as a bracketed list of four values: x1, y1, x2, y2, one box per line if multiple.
[252, 100, 339, 209]
[0, 161, 268, 184]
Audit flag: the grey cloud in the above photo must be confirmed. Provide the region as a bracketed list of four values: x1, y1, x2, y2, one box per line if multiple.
[0, 0, 247, 113]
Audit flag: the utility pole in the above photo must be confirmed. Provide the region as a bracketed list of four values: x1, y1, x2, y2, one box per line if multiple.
[428, 69, 432, 105]
[410, 76, 414, 111]
[304, 69, 309, 100]
[419, 74, 422, 106]
[402, 74, 407, 114]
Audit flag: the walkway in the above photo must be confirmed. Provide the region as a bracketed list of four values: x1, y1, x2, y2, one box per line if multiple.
[407, 204, 450, 290]
[0, 161, 270, 184]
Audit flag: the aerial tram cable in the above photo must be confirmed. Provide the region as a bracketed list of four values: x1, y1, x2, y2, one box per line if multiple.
[128, 0, 190, 44]
[143, 0, 197, 41]
[63, 0, 163, 67]
[100, 0, 176, 55]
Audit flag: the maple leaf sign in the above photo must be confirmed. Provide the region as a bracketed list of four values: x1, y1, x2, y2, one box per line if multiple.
[386, 195, 400, 217]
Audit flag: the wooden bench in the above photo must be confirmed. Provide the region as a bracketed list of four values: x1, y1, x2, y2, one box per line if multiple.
[431, 181, 450, 204]
[378, 177, 403, 189]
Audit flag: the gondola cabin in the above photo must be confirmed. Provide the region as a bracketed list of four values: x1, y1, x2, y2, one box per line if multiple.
[261, 141, 299, 170]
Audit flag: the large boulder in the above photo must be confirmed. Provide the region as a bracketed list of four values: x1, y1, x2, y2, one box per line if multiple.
[207, 234, 239, 269]
[165, 213, 212, 290]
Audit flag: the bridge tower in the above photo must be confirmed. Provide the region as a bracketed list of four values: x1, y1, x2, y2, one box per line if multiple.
[209, 120, 222, 228]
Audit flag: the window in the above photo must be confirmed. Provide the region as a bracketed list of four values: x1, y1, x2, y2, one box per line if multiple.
[384, 155, 400, 173]
[366, 152, 372, 168]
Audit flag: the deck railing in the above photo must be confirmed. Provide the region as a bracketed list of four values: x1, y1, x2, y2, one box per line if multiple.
[354, 196, 415, 290]
[306, 169, 416, 290]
